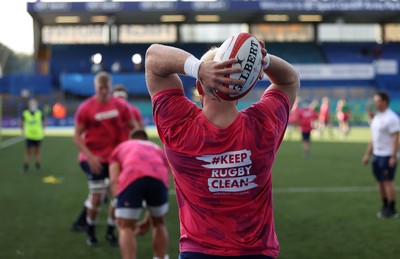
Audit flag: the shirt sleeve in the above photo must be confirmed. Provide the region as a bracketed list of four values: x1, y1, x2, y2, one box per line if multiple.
[389, 113, 400, 134]
[75, 104, 87, 126]
[246, 89, 290, 131]
[118, 99, 134, 122]
[152, 88, 199, 144]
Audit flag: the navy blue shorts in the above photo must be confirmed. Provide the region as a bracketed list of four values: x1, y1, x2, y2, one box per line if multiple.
[179, 252, 274, 259]
[116, 177, 168, 219]
[372, 155, 397, 182]
[79, 161, 109, 181]
[26, 139, 41, 147]
[301, 132, 311, 142]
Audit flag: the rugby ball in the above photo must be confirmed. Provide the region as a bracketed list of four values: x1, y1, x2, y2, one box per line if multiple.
[213, 32, 263, 101]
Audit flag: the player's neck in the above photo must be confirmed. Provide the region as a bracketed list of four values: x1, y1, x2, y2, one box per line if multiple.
[203, 101, 239, 129]
[95, 95, 110, 103]
[378, 106, 388, 113]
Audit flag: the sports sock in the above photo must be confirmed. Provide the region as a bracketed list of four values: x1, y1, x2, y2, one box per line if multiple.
[107, 217, 116, 227]
[35, 163, 41, 173]
[86, 216, 97, 237]
[106, 225, 115, 236]
[74, 206, 87, 225]
[106, 217, 116, 235]
[383, 198, 389, 209]
[388, 200, 396, 211]
[86, 216, 96, 226]
[87, 224, 96, 237]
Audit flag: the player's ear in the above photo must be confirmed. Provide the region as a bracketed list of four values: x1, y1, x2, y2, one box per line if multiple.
[196, 80, 205, 107]
[196, 80, 204, 96]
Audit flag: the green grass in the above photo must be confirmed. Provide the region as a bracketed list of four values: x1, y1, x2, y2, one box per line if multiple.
[0, 127, 399, 259]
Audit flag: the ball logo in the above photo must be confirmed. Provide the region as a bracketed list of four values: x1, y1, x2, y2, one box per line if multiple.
[235, 57, 245, 67]
[232, 39, 260, 93]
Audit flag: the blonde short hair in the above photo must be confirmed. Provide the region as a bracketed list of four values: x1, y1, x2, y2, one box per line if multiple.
[95, 71, 111, 85]
[200, 47, 218, 62]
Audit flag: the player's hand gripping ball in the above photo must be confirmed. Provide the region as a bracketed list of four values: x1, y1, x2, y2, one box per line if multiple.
[213, 32, 263, 100]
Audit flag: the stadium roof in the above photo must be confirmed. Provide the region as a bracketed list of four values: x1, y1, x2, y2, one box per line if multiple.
[27, 0, 400, 26]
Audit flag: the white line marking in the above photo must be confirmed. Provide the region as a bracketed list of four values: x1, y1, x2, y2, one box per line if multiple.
[168, 186, 377, 195]
[0, 136, 24, 149]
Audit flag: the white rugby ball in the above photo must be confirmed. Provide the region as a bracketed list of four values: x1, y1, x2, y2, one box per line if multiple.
[213, 32, 263, 101]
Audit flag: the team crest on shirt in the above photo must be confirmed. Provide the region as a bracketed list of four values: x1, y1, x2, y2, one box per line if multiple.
[196, 150, 257, 193]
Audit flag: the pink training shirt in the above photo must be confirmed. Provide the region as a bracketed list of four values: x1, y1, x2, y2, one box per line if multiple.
[109, 139, 170, 194]
[152, 88, 289, 258]
[297, 107, 317, 133]
[75, 96, 133, 163]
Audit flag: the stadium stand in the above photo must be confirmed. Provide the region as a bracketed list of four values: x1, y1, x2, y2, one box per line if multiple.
[50, 43, 208, 76]
[268, 42, 326, 64]
[322, 43, 378, 63]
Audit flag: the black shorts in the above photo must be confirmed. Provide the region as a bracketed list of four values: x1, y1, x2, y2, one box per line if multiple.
[179, 252, 274, 259]
[26, 139, 41, 147]
[372, 155, 397, 182]
[301, 132, 311, 142]
[117, 177, 168, 208]
[115, 177, 168, 219]
[80, 161, 109, 181]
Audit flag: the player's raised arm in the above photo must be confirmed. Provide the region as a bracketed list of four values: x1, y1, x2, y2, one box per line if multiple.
[145, 44, 188, 98]
[263, 50, 300, 109]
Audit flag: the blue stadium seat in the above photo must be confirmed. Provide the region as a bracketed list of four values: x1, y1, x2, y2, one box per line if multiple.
[322, 43, 377, 63]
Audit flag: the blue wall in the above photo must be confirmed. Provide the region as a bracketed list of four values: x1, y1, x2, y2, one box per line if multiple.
[0, 74, 52, 95]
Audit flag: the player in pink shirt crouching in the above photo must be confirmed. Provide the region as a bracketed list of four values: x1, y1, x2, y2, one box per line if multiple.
[109, 130, 170, 259]
[145, 38, 299, 258]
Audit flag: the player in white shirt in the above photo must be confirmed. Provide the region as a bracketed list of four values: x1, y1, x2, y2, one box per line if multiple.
[362, 91, 400, 218]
